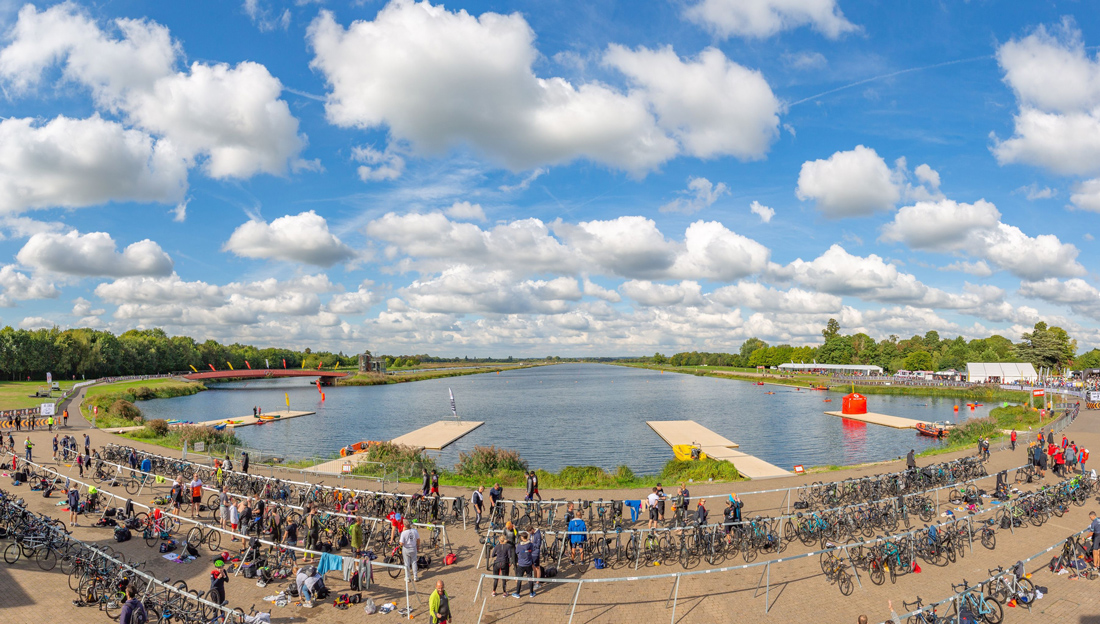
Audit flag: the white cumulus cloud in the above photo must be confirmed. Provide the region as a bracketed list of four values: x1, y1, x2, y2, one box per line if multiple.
[659, 177, 729, 214]
[684, 0, 857, 39]
[17, 230, 173, 277]
[224, 211, 357, 267]
[749, 200, 775, 223]
[445, 201, 486, 221]
[0, 265, 59, 305]
[0, 115, 187, 214]
[796, 145, 900, 218]
[307, 1, 778, 174]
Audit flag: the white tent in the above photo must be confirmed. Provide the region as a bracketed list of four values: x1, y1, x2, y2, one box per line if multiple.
[966, 362, 1038, 383]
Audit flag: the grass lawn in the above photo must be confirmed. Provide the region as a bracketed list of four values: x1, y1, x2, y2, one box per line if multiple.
[0, 380, 78, 410]
[80, 378, 205, 427]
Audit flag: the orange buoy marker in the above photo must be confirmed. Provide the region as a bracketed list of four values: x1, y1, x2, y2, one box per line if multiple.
[954, 405, 959, 412]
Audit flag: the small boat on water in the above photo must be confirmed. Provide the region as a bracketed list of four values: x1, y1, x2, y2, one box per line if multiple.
[915, 422, 950, 438]
[213, 424, 227, 431]
[340, 440, 384, 457]
[812, 386, 829, 391]
[755, 382, 765, 386]
[765, 391, 776, 395]
[673, 444, 706, 461]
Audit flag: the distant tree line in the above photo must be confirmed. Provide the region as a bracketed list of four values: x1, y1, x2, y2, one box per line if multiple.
[643, 320, 1100, 374]
[0, 327, 362, 380]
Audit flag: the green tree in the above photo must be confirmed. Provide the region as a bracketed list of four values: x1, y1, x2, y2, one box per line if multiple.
[822, 318, 841, 342]
[904, 350, 933, 371]
[818, 336, 854, 364]
[651, 352, 667, 365]
[739, 337, 768, 361]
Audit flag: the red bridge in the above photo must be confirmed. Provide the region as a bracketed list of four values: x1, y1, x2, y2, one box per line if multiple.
[181, 369, 350, 385]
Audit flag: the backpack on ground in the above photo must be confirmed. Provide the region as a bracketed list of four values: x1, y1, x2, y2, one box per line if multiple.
[594, 557, 605, 569]
[113, 527, 132, 543]
[444, 552, 457, 566]
[125, 517, 141, 530]
[350, 570, 359, 590]
[543, 565, 558, 578]
[417, 555, 431, 570]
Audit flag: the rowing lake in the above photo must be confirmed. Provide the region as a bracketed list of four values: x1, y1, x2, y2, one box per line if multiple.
[138, 363, 998, 474]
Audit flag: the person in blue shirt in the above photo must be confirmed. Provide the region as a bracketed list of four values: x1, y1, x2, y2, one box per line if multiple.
[512, 532, 536, 598]
[567, 515, 586, 564]
[141, 457, 152, 475]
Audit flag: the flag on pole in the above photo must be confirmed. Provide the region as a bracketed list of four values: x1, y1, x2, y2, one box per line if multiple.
[266, 359, 270, 369]
[189, 365, 198, 373]
[301, 359, 305, 370]
[316, 380, 321, 393]
[284, 392, 290, 409]
[245, 361, 252, 370]
[317, 360, 323, 371]
[226, 361, 234, 370]
[282, 358, 286, 369]
[449, 388, 458, 419]
[208, 364, 216, 372]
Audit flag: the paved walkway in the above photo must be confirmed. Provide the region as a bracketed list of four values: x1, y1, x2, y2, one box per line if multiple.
[0, 385, 1096, 623]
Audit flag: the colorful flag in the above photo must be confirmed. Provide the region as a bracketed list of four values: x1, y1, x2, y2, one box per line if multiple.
[317, 360, 323, 371]
[282, 358, 286, 369]
[266, 359, 270, 369]
[189, 365, 198, 373]
[284, 393, 290, 409]
[208, 364, 216, 372]
[226, 361, 234, 370]
[245, 361, 251, 370]
[449, 388, 458, 419]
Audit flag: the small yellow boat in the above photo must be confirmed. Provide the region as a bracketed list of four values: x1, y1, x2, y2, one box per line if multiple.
[673, 444, 706, 461]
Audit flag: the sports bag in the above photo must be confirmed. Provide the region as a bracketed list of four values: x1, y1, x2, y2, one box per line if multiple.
[113, 527, 132, 542]
[444, 552, 457, 566]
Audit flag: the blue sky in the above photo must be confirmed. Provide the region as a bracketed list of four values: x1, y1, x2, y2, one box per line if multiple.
[0, 0, 1098, 356]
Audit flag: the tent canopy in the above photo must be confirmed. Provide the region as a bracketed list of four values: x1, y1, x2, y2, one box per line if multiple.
[966, 362, 1037, 383]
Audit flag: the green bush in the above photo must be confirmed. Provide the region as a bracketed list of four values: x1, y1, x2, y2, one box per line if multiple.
[349, 441, 437, 477]
[176, 424, 239, 447]
[147, 419, 170, 436]
[109, 399, 143, 421]
[132, 386, 156, 400]
[456, 445, 528, 476]
[659, 458, 742, 483]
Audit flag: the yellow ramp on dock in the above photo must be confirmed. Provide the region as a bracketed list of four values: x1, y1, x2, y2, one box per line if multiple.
[824, 411, 931, 429]
[647, 420, 790, 479]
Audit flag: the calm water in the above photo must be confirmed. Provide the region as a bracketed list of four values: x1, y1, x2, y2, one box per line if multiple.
[138, 363, 994, 473]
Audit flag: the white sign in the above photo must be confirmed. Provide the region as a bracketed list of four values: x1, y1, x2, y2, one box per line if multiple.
[1088, 390, 1100, 402]
[40, 403, 55, 416]
[193, 442, 205, 453]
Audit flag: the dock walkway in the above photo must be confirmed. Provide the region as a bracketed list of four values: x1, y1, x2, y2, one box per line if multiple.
[646, 420, 790, 479]
[824, 411, 931, 429]
[307, 420, 484, 474]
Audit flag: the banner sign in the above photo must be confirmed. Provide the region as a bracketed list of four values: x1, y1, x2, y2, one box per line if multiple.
[40, 403, 55, 416]
[1032, 389, 1045, 397]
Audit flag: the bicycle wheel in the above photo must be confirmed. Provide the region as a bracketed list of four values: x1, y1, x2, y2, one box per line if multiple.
[981, 530, 995, 550]
[837, 572, 854, 596]
[4, 542, 20, 564]
[868, 560, 885, 585]
[981, 596, 1004, 624]
[35, 546, 56, 571]
[384, 554, 403, 579]
[185, 527, 204, 550]
[124, 478, 139, 495]
[103, 591, 124, 620]
[68, 564, 84, 591]
[205, 528, 222, 552]
[145, 528, 160, 548]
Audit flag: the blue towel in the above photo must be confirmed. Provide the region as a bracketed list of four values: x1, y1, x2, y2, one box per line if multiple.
[624, 500, 641, 523]
[317, 552, 343, 576]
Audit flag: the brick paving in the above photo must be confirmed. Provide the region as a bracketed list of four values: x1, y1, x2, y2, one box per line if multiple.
[0, 385, 1096, 623]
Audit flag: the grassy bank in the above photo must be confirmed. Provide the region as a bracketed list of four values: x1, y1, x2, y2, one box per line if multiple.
[0, 380, 78, 410]
[916, 404, 1046, 458]
[342, 442, 744, 489]
[124, 421, 240, 450]
[81, 378, 205, 429]
[338, 363, 547, 386]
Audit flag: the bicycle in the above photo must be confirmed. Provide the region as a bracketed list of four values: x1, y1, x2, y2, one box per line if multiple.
[952, 580, 1003, 624]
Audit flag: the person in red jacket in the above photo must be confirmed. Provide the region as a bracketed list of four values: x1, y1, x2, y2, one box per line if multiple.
[1010, 429, 1017, 451]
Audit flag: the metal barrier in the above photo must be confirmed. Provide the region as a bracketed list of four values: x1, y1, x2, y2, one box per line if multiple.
[13, 452, 423, 617]
[882, 525, 1091, 624]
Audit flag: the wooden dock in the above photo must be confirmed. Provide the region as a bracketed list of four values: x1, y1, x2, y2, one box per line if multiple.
[824, 411, 931, 429]
[201, 410, 315, 429]
[646, 420, 791, 479]
[390, 420, 484, 449]
[307, 420, 484, 475]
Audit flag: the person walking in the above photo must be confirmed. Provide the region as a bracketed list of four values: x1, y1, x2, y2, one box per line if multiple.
[83, 433, 90, 457]
[62, 409, 68, 428]
[1010, 429, 1017, 451]
[118, 584, 147, 624]
[241, 452, 249, 475]
[219, 485, 230, 529]
[490, 535, 514, 597]
[68, 487, 80, 526]
[1082, 448, 1090, 475]
[429, 580, 452, 624]
[52, 435, 58, 462]
[906, 449, 916, 471]
[399, 520, 421, 582]
[76, 452, 83, 477]
[472, 486, 484, 531]
[530, 470, 542, 502]
[47, 414, 53, 432]
[24, 437, 33, 462]
[513, 532, 536, 598]
[430, 469, 439, 496]
[421, 468, 431, 497]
